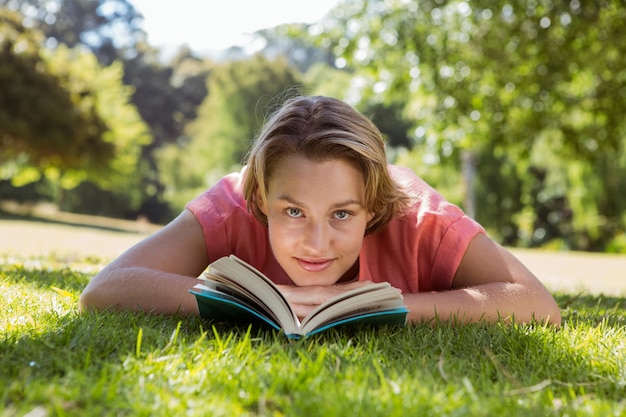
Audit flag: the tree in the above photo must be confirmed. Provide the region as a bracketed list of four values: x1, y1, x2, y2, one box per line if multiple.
[1, 1, 212, 221]
[255, 23, 336, 73]
[0, 9, 148, 191]
[0, 7, 150, 220]
[0, 0, 146, 65]
[316, 0, 626, 250]
[158, 54, 302, 211]
[49, 45, 151, 186]
[119, 44, 211, 221]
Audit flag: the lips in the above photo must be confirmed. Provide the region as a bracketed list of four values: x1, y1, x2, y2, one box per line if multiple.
[296, 257, 333, 272]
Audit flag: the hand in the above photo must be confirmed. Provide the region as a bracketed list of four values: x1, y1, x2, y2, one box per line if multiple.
[276, 280, 380, 320]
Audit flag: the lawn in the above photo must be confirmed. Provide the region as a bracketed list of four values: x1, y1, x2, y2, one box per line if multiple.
[1, 253, 624, 417]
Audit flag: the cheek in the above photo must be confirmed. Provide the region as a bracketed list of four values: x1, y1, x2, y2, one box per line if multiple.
[344, 230, 367, 252]
[267, 219, 296, 249]
[329, 223, 367, 251]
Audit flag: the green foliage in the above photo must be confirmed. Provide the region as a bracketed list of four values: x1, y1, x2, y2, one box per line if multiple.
[316, 0, 626, 251]
[0, 10, 113, 182]
[0, 0, 177, 220]
[0, 9, 150, 199]
[158, 55, 302, 212]
[3, 0, 146, 65]
[1, 2, 195, 221]
[5, 0, 626, 246]
[1, 255, 625, 416]
[255, 23, 336, 73]
[108, 46, 212, 221]
[44, 45, 151, 189]
[123, 45, 210, 150]
[303, 62, 354, 100]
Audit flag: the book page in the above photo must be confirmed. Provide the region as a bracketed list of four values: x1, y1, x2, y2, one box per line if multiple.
[199, 277, 280, 324]
[300, 284, 404, 334]
[208, 256, 300, 334]
[190, 283, 283, 331]
[301, 282, 392, 322]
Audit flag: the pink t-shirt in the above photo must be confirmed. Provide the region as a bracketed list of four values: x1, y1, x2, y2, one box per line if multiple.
[186, 165, 484, 293]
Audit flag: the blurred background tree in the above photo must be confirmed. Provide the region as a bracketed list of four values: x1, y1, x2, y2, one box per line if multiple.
[1, 0, 207, 221]
[1, 0, 625, 252]
[0, 8, 150, 216]
[0, 10, 114, 178]
[4, 0, 145, 64]
[313, 0, 626, 251]
[157, 54, 302, 211]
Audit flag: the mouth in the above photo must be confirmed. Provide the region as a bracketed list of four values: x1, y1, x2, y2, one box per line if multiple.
[295, 257, 334, 273]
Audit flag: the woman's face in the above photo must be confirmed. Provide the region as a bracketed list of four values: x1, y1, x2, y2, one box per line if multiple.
[260, 155, 373, 287]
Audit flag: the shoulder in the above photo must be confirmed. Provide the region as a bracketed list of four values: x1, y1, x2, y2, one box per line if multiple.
[388, 164, 448, 208]
[184, 167, 269, 260]
[383, 164, 485, 250]
[185, 167, 259, 242]
[361, 165, 485, 291]
[388, 164, 464, 220]
[186, 168, 248, 220]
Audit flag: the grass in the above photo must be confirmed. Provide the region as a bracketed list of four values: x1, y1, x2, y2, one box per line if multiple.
[1, 254, 625, 417]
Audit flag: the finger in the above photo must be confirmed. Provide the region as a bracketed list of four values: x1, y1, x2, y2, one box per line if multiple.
[291, 303, 318, 320]
[276, 285, 328, 306]
[335, 280, 375, 289]
[336, 280, 402, 293]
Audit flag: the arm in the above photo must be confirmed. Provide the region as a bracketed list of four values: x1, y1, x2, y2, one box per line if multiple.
[404, 233, 562, 326]
[276, 281, 380, 320]
[78, 209, 209, 315]
[274, 234, 561, 326]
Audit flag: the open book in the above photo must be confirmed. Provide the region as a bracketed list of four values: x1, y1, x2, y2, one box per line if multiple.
[189, 255, 408, 338]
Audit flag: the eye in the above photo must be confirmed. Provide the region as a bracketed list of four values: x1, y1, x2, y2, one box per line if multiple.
[333, 210, 351, 220]
[286, 207, 303, 218]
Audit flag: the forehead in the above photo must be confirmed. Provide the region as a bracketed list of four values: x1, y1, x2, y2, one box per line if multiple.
[266, 155, 366, 202]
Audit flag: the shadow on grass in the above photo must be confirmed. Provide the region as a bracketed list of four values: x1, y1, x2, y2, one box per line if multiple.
[0, 209, 153, 235]
[0, 312, 204, 381]
[2, 303, 625, 413]
[2, 253, 624, 413]
[0, 260, 93, 293]
[0, 310, 291, 386]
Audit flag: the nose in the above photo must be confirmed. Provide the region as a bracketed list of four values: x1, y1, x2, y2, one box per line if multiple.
[302, 219, 330, 254]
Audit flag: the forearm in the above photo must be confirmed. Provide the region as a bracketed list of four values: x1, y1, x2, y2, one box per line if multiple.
[79, 209, 209, 316]
[404, 281, 561, 326]
[79, 265, 200, 315]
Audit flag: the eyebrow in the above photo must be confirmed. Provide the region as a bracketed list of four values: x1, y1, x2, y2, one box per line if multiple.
[276, 195, 365, 209]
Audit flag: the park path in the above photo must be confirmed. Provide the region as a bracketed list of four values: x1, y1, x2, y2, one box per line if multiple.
[511, 248, 626, 297]
[1, 213, 625, 297]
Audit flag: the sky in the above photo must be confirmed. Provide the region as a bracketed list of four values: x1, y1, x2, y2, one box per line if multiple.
[131, 0, 341, 52]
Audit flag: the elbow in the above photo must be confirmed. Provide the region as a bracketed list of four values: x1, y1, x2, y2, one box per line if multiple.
[78, 285, 102, 313]
[527, 286, 562, 327]
[515, 278, 563, 327]
[78, 270, 115, 313]
[79, 282, 120, 313]
[543, 301, 562, 327]
[537, 284, 563, 327]
[506, 283, 562, 327]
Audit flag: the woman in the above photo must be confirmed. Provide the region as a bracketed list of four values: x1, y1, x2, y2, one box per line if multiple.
[79, 95, 561, 325]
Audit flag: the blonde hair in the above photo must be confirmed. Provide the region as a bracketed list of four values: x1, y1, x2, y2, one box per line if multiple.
[243, 95, 409, 235]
